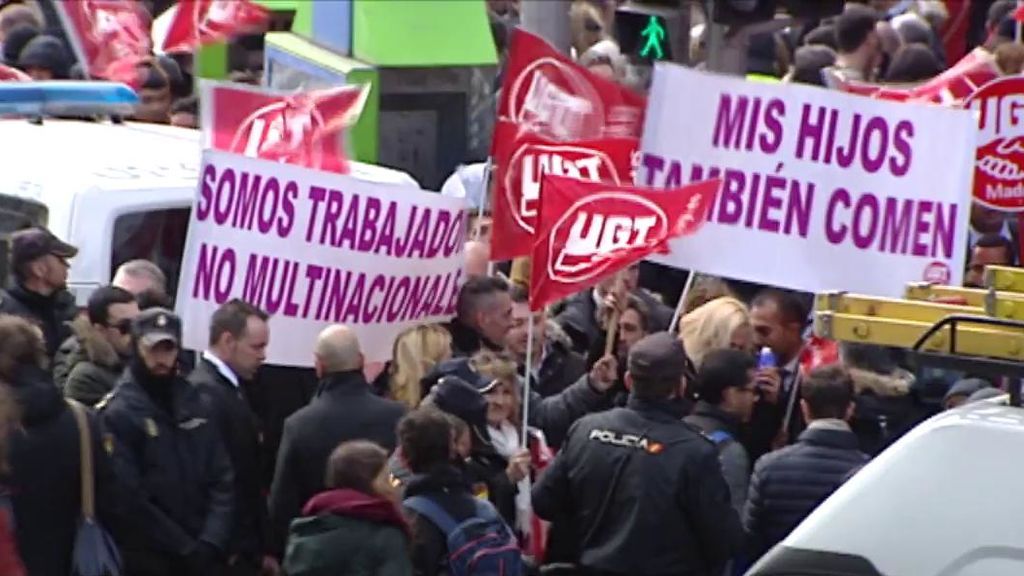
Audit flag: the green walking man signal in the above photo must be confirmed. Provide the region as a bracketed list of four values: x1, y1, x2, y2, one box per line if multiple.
[639, 15, 667, 60]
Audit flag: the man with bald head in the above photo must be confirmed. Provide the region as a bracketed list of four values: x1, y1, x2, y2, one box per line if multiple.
[464, 240, 490, 279]
[267, 325, 406, 555]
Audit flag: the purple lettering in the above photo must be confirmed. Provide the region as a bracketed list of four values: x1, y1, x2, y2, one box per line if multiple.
[851, 193, 880, 249]
[757, 174, 785, 233]
[825, 188, 851, 244]
[911, 200, 934, 257]
[861, 117, 889, 174]
[712, 94, 748, 150]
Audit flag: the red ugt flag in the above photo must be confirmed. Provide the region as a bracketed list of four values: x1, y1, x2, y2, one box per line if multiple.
[201, 81, 369, 175]
[529, 175, 721, 311]
[0, 64, 30, 82]
[495, 28, 646, 144]
[54, 0, 151, 87]
[162, 0, 269, 54]
[490, 120, 638, 261]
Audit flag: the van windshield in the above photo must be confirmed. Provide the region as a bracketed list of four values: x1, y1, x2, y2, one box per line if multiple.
[111, 209, 190, 298]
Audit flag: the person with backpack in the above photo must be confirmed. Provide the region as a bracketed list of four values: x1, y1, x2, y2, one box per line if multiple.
[284, 440, 412, 576]
[684, 349, 758, 514]
[397, 408, 523, 576]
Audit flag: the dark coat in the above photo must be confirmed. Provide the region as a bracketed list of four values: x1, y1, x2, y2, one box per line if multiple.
[401, 465, 483, 576]
[742, 424, 869, 558]
[190, 357, 267, 564]
[269, 371, 406, 556]
[526, 322, 588, 398]
[99, 367, 235, 576]
[555, 288, 674, 355]
[6, 365, 124, 576]
[0, 284, 77, 360]
[60, 316, 125, 406]
[444, 318, 504, 358]
[684, 402, 751, 515]
[284, 488, 412, 576]
[533, 396, 743, 576]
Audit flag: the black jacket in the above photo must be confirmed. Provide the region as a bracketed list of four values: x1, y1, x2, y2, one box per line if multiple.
[742, 424, 869, 558]
[5, 365, 124, 576]
[190, 357, 267, 564]
[532, 396, 743, 576]
[445, 318, 505, 358]
[0, 284, 77, 360]
[401, 465, 484, 576]
[684, 402, 751, 515]
[555, 288, 674, 356]
[525, 323, 588, 398]
[99, 367, 235, 575]
[269, 370, 406, 555]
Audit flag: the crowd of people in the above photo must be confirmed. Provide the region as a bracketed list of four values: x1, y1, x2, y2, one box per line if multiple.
[0, 215, 1001, 576]
[0, 0, 1023, 575]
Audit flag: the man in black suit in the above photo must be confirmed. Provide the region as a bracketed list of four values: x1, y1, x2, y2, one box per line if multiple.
[268, 323, 406, 555]
[190, 299, 273, 576]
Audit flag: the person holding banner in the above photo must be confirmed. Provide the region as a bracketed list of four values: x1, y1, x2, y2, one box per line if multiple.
[532, 332, 742, 576]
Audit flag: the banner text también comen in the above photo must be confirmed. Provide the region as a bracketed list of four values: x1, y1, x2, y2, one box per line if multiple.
[640, 65, 976, 296]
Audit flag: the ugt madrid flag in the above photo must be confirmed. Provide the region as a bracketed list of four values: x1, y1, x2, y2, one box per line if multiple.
[529, 175, 721, 311]
[162, 0, 269, 54]
[490, 119, 639, 261]
[200, 81, 369, 175]
[54, 0, 151, 86]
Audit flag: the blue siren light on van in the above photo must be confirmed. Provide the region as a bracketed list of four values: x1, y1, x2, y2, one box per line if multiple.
[0, 81, 139, 116]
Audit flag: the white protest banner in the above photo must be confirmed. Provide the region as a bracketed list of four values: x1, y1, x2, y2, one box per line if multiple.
[639, 64, 977, 296]
[176, 150, 465, 366]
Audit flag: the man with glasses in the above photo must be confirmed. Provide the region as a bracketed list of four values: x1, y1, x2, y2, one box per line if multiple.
[685, 349, 758, 515]
[0, 227, 78, 360]
[63, 286, 139, 405]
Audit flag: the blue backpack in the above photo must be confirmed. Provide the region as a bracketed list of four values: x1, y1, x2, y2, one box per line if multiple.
[404, 495, 524, 576]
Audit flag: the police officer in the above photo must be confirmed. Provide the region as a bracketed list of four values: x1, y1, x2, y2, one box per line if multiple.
[100, 308, 235, 576]
[0, 227, 78, 359]
[532, 332, 743, 576]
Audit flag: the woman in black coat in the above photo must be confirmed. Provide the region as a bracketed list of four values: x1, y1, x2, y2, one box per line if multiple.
[0, 315, 123, 576]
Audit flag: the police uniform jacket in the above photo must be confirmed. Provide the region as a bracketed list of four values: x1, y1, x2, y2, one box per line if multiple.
[532, 396, 743, 576]
[99, 370, 235, 572]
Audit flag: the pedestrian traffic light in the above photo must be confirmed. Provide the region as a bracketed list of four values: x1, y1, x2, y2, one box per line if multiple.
[615, 4, 685, 63]
[712, 0, 776, 25]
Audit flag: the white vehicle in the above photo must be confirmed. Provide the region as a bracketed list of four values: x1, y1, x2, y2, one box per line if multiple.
[0, 82, 419, 304]
[748, 395, 1024, 576]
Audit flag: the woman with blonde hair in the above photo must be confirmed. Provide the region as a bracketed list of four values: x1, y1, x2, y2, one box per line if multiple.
[385, 324, 452, 409]
[679, 296, 755, 369]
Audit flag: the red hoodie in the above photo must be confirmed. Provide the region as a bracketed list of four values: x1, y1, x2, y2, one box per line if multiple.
[302, 488, 411, 540]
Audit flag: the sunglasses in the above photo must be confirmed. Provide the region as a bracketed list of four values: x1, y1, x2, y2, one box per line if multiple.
[108, 319, 132, 335]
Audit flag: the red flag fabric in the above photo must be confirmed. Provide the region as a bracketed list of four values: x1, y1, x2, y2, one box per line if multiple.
[490, 120, 638, 261]
[0, 64, 30, 82]
[826, 48, 999, 107]
[495, 28, 646, 144]
[162, 0, 269, 54]
[54, 0, 151, 87]
[201, 82, 369, 175]
[1014, 4, 1024, 22]
[529, 175, 720, 311]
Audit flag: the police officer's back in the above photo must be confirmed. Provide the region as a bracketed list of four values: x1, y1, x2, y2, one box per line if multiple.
[0, 227, 79, 360]
[99, 308, 234, 576]
[532, 332, 743, 576]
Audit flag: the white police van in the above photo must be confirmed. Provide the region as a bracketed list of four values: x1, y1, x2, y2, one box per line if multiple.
[0, 82, 418, 304]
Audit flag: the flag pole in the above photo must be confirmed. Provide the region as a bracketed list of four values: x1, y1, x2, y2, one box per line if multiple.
[476, 158, 495, 276]
[521, 316, 535, 447]
[667, 270, 699, 335]
[1017, 0, 1023, 43]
